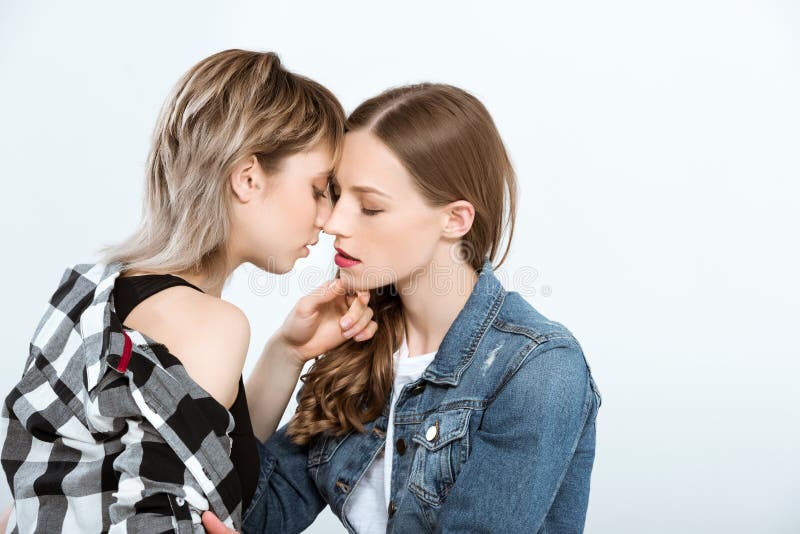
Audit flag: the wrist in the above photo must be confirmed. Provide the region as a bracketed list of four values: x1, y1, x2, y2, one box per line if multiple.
[268, 331, 306, 370]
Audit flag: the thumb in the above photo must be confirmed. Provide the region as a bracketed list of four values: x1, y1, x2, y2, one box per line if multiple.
[297, 279, 347, 315]
[202, 511, 237, 534]
[311, 278, 348, 304]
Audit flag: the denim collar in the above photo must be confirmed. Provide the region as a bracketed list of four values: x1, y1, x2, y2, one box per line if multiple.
[421, 257, 506, 386]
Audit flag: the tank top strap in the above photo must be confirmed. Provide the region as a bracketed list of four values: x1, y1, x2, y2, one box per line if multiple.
[113, 274, 204, 324]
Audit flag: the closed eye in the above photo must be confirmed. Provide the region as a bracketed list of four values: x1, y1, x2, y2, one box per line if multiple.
[327, 180, 341, 204]
[313, 186, 328, 200]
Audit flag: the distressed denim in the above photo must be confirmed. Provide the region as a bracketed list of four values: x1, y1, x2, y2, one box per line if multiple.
[243, 258, 601, 533]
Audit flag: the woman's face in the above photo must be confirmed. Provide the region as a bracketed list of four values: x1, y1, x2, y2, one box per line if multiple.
[323, 130, 447, 291]
[231, 142, 334, 274]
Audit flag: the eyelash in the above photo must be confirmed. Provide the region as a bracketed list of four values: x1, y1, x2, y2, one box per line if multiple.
[326, 182, 382, 216]
[327, 182, 340, 203]
[313, 186, 328, 200]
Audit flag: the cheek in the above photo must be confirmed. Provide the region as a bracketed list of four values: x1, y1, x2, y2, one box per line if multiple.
[267, 186, 316, 230]
[372, 213, 440, 267]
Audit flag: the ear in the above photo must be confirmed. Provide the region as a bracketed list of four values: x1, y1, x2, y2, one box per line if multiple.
[230, 155, 267, 202]
[441, 200, 476, 239]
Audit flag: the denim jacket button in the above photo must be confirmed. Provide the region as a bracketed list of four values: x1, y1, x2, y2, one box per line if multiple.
[388, 500, 397, 517]
[426, 424, 438, 442]
[396, 438, 407, 455]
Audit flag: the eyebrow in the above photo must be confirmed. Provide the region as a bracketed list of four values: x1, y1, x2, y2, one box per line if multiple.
[329, 176, 391, 198]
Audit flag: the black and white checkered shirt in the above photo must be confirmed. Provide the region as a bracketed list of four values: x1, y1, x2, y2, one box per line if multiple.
[1, 262, 243, 532]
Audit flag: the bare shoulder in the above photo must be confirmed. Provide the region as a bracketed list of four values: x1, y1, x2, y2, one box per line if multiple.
[185, 293, 251, 355]
[128, 287, 251, 409]
[177, 293, 250, 408]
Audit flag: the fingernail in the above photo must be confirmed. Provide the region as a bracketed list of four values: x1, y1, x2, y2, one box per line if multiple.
[354, 333, 366, 341]
[341, 317, 353, 329]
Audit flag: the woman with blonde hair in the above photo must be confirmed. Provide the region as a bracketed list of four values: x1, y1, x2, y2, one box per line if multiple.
[0, 49, 376, 532]
[205, 82, 601, 533]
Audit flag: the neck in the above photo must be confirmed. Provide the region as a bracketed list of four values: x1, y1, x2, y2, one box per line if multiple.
[397, 253, 479, 358]
[172, 269, 231, 298]
[172, 246, 240, 298]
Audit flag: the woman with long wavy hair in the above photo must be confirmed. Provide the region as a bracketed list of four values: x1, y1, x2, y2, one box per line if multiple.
[205, 82, 601, 534]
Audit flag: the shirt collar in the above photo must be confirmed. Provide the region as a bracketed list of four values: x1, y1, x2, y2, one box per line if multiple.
[75, 261, 130, 392]
[421, 256, 505, 385]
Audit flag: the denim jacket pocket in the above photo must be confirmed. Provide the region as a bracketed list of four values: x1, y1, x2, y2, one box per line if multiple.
[408, 408, 472, 506]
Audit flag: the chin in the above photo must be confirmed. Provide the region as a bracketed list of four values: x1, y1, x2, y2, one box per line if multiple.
[339, 268, 396, 293]
[258, 255, 295, 275]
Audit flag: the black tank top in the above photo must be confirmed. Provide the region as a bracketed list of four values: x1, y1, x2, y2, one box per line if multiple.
[113, 273, 259, 512]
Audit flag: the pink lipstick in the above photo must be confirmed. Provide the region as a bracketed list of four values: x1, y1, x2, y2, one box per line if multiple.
[335, 247, 361, 268]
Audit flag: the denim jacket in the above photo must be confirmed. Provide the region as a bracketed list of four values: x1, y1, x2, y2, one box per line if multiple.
[243, 258, 601, 534]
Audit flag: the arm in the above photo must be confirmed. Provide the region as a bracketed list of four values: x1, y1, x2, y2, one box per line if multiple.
[244, 335, 304, 443]
[437, 340, 599, 533]
[96, 363, 240, 533]
[204, 389, 328, 534]
[108, 415, 206, 533]
[246, 279, 376, 442]
[96, 328, 247, 532]
[203, 280, 380, 532]
[239, 416, 328, 534]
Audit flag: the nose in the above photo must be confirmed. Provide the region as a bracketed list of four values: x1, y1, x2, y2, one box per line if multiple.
[315, 194, 333, 229]
[322, 198, 349, 238]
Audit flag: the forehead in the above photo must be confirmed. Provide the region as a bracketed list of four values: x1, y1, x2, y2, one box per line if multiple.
[335, 130, 412, 189]
[280, 142, 335, 176]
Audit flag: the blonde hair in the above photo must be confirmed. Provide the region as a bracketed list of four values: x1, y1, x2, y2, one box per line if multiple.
[289, 83, 517, 445]
[98, 49, 345, 290]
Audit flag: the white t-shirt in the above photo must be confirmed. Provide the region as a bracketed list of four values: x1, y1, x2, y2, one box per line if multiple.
[345, 336, 437, 533]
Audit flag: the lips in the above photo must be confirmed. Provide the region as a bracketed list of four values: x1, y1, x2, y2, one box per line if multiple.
[335, 247, 359, 261]
[334, 246, 361, 269]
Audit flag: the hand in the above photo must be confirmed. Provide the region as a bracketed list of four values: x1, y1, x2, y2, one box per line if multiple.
[277, 278, 377, 365]
[201, 511, 238, 533]
[0, 504, 12, 532]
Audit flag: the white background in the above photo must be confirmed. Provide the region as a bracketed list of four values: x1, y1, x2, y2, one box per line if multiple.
[1, 1, 798, 532]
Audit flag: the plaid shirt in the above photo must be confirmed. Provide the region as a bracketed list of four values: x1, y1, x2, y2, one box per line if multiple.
[0, 262, 243, 533]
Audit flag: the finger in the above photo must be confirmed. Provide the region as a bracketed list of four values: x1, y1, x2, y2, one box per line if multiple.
[354, 320, 378, 342]
[343, 306, 374, 339]
[201, 511, 238, 534]
[340, 290, 369, 330]
[298, 279, 346, 314]
[345, 289, 370, 308]
[0, 505, 12, 533]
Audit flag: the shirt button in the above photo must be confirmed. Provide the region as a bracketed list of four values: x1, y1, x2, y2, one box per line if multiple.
[395, 438, 407, 455]
[426, 424, 438, 442]
[388, 500, 397, 517]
